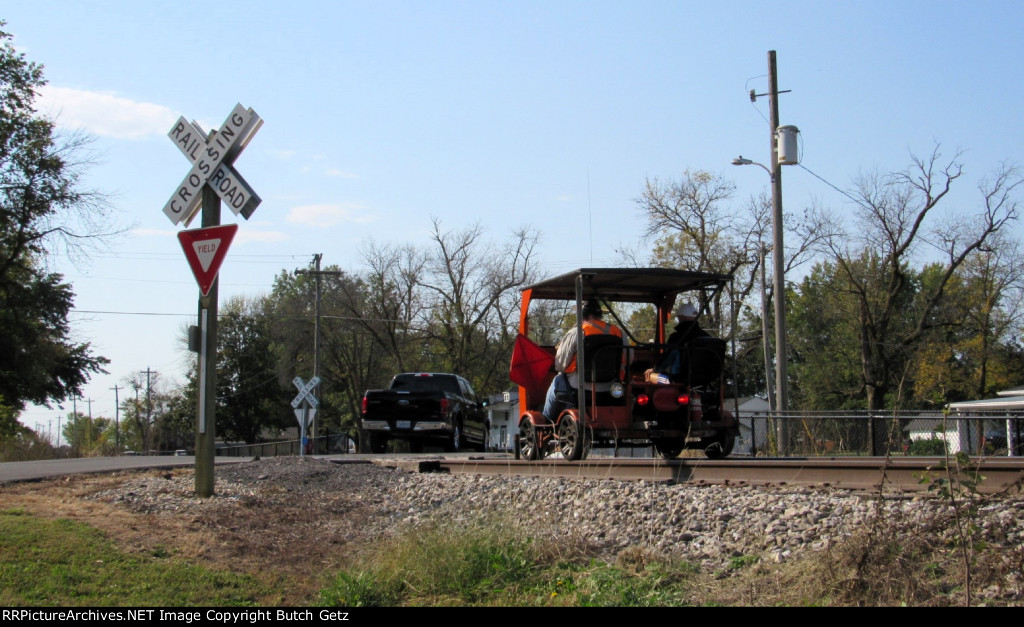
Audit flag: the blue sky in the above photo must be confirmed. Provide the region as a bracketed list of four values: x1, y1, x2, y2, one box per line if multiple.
[7, 1, 1024, 437]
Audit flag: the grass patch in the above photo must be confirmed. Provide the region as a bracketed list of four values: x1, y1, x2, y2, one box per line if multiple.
[318, 517, 701, 607]
[0, 510, 274, 606]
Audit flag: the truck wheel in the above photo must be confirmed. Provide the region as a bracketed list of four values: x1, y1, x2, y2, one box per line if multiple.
[446, 420, 463, 452]
[369, 433, 388, 454]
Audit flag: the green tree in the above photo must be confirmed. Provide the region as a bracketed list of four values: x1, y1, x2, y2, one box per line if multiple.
[789, 259, 884, 410]
[152, 382, 193, 452]
[266, 266, 385, 443]
[61, 412, 115, 457]
[0, 24, 110, 411]
[217, 295, 291, 444]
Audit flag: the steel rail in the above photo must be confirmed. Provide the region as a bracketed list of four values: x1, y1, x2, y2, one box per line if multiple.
[428, 456, 1024, 494]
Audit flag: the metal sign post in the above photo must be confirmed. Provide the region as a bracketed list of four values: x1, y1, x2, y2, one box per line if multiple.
[292, 376, 320, 456]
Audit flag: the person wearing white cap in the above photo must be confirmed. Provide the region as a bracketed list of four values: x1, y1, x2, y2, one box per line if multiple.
[667, 302, 708, 346]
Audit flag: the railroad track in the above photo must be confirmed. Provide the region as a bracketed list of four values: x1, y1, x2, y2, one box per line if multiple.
[385, 455, 1024, 494]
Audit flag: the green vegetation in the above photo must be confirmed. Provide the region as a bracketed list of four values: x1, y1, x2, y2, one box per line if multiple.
[2, 503, 1019, 607]
[318, 521, 700, 607]
[0, 509, 274, 607]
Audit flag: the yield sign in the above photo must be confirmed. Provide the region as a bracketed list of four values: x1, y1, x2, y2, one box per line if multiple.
[177, 224, 238, 296]
[294, 407, 317, 429]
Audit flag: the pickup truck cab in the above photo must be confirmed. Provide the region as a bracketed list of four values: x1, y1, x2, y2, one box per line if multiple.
[361, 372, 488, 453]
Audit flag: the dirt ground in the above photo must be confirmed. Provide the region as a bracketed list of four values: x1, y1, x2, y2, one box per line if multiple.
[0, 458, 401, 605]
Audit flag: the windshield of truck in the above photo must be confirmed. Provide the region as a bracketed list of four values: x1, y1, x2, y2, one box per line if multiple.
[390, 374, 461, 395]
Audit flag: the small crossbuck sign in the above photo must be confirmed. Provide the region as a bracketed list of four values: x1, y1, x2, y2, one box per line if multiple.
[292, 376, 321, 409]
[177, 224, 238, 296]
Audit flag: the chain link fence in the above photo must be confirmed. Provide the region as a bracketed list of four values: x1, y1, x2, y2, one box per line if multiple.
[736, 410, 1023, 457]
[213, 411, 1022, 459]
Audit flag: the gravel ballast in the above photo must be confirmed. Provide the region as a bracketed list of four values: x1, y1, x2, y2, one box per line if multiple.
[88, 456, 1024, 577]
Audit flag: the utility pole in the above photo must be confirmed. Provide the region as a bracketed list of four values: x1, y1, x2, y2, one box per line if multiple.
[86, 398, 93, 451]
[145, 367, 155, 453]
[736, 51, 793, 454]
[296, 254, 341, 454]
[759, 242, 776, 412]
[110, 384, 121, 454]
[72, 396, 78, 457]
[767, 50, 789, 417]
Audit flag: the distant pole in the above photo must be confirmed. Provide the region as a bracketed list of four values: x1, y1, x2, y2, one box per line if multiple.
[110, 385, 121, 454]
[296, 255, 341, 454]
[72, 396, 78, 457]
[145, 367, 154, 452]
[86, 398, 93, 451]
[759, 242, 775, 411]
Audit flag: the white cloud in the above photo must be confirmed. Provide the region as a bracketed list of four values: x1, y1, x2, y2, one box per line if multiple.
[37, 86, 178, 140]
[286, 203, 373, 227]
[325, 168, 358, 179]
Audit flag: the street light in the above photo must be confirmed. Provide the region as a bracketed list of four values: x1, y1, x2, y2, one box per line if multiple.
[731, 156, 772, 177]
[733, 155, 787, 416]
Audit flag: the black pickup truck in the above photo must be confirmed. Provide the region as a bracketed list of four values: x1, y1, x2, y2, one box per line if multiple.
[360, 373, 488, 453]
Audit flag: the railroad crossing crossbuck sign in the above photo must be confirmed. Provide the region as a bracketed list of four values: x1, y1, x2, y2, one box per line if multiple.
[163, 103, 263, 226]
[292, 376, 320, 429]
[292, 376, 321, 409]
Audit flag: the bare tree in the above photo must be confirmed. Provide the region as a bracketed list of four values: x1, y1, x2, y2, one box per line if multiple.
[826, 146, 1021, 411]
[635, 169, 829, 339]
[418, 218, 540, 391]
[353, 241, 428, 373]
[957, 232, 1024, 397]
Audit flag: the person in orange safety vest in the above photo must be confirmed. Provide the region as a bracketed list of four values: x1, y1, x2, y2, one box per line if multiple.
[542, 300, 625, 422]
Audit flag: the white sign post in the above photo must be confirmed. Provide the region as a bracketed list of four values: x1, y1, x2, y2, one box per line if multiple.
[292, 377, 321, 457]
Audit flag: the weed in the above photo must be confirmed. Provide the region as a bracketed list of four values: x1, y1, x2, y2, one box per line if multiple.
[727, 554, 760, 571]
[318, 571, 403, 607]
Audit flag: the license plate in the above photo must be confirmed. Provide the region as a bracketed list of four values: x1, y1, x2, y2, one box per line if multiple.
[396, 421, 411, 430]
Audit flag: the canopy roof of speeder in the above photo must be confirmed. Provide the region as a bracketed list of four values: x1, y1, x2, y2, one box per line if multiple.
[523, 268, 732, 303]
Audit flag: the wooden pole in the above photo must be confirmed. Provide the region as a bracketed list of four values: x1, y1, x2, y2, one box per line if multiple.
[195, 181, 220, 497]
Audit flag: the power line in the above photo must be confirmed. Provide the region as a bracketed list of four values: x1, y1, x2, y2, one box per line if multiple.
[797, 163, 873, 211]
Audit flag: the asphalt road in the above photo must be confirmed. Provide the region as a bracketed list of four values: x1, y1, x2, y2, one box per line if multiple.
[0, 455, 254, 483]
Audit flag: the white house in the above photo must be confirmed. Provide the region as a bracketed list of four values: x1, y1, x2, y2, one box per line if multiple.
[725, 396, 771, 456]
[485, 390, 519, 452]
[946, 388, 1024, 457]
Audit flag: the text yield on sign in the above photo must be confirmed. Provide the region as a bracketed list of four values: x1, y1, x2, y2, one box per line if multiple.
[177, 224, 239, 296]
